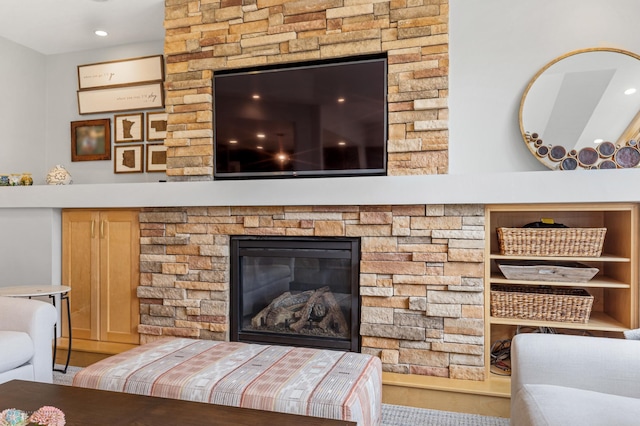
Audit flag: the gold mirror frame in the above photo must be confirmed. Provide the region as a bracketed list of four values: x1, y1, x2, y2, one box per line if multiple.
[520, 48, 640, 170]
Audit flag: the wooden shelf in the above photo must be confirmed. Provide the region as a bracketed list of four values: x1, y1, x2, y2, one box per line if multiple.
[490, 311, 628, 332]
[489, 253, 630, 262]
[489, 274, 631, 289]
[485, 203, 639, 379]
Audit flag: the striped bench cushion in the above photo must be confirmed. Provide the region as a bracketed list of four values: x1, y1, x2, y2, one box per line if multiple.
[73, 338, 382, 425]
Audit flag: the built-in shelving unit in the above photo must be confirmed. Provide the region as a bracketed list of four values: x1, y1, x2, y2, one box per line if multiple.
[484, 203, 639, 378]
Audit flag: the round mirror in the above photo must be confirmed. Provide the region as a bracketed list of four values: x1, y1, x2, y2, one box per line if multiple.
[520, 48, 640, 170]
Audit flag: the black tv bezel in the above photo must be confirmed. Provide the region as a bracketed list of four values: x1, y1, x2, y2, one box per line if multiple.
[212, 54, 388, 180]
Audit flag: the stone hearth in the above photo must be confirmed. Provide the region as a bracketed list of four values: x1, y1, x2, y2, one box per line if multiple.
[137, 204, 486, 380]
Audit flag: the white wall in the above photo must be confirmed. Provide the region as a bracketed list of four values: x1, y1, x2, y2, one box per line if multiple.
[449, 0, 640, 173]
[45, 41, 164, 184]
[0, 37, 47, 177]
[0, 39, 162, 287]
[0, 209, 60, 287]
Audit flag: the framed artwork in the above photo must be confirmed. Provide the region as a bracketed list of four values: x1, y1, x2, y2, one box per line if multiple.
[77, 82, 164, 115]
[146, 143, 168, 172]
[77, 55, 164, 89]
[115, 113, 144, 143]
[71, 119, 111, 162]
[146, 111, 168, 141]
[114, 144, 143, 173]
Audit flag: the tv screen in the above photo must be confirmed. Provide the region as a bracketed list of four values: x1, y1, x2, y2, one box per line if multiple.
[213, 55, 387, 179]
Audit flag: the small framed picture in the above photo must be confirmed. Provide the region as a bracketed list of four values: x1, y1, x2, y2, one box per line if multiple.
[146, 143, 167, 172]
[114, 144, 143, 173]
[71, 119, 111, 162]
[114, 113, 144, 143]
[146, 111, 168, 141]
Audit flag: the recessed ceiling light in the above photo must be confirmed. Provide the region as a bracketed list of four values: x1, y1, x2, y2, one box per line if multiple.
[229, 140, 237, 144]
[625, 88, 637, 95]
[338, 141, 346, 146]
[252, 94, 260, 99]
[257, 133, 265, 138]
[256, 146, 263, 150]
[337, 97, 345, 103]
[94, 30, 108, 37]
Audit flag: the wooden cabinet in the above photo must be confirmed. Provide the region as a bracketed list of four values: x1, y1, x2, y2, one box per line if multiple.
[62, 209, 140, 347]
[485, 203, 638, 377]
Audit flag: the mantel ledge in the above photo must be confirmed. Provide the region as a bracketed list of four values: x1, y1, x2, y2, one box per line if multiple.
[1, 169, 639, 209]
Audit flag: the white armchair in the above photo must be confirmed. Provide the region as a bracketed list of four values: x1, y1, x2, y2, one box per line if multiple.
[0, 296, 58, 384]
[511, 333, 640, 426]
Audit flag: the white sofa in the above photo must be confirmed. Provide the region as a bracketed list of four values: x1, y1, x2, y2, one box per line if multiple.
[0, 296, 58, 384]
[511, 333, 640, 426]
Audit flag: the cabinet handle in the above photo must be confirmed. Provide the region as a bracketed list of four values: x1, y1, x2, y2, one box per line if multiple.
[91, 221, 95, 238]
[100, 220, 105, 239]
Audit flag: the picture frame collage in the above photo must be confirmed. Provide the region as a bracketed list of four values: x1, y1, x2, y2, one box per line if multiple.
[72, 55, 168, 174]
[113, 111, 168, 173]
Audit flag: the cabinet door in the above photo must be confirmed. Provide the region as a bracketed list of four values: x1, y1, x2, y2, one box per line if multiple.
[99, 210, 140, 344]
[62, 210, 100, 340]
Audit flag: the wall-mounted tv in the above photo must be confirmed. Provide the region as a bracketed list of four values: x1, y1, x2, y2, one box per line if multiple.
[213, 55, 387, 179]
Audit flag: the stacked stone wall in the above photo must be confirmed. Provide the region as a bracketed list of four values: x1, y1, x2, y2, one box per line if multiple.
[138, 204, 485, 380]
[163, 0, 449, 179]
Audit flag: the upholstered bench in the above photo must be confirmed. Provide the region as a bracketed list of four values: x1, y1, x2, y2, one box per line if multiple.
[73, 338, 382, 426]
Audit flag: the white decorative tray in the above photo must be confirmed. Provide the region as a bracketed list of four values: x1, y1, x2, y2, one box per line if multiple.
[496, 260, 599, 283]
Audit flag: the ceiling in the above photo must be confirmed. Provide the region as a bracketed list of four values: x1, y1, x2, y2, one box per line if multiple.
[0, 0, 165, 55]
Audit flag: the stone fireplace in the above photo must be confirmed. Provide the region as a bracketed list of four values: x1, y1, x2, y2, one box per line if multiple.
[141, 0, 483, 381]
[230, 236, 360, 351]
[137, 204, 485, 380]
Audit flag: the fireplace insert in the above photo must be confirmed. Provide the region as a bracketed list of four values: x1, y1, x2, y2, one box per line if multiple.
[230, 236, 360, 351]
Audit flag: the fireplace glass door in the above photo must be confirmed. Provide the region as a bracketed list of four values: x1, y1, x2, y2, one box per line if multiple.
[230, 236, 360, 351]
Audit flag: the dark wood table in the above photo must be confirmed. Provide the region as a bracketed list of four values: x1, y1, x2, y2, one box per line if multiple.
[0, 380, 356, 426]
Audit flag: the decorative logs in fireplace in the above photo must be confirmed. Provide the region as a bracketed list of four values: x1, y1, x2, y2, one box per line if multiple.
[250, 286, 350, 338]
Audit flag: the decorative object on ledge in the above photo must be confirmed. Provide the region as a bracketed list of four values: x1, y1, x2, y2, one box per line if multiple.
[46, 165, 73, 185]
[1, 172, 34, 186]
[77, 55, 164, 90]
[70, 119, 111, 162]
[114, 144, 143, 174]
[520, 48, 640, 170]
[8, 174, 21, 186]
[114, 113, 144, 143]
[20, 173, 33, 186]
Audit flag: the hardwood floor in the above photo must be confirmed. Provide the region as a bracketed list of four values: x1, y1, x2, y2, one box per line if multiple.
[55, 348, 111, 368]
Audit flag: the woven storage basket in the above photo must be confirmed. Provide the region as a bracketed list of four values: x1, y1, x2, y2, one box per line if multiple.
[497, 227, 606, 257]
[490, 284, 594, 323]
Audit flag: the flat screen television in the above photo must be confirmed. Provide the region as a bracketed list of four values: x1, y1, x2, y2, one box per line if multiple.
[213, 55, 387, 179]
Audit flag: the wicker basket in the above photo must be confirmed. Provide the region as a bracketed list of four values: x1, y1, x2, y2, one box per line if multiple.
[490, 284, 594, 323]
[497, 227, 606, 257]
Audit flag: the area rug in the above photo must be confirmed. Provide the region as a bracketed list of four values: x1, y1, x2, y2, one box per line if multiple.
[53, 366, 509, 426]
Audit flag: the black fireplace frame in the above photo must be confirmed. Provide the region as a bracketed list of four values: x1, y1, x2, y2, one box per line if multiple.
[230, 236, 361, 352]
